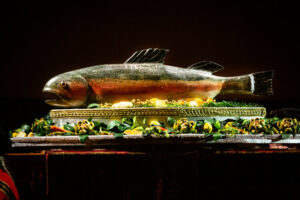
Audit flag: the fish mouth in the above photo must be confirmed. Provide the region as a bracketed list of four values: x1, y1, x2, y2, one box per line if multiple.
[43, 88, 70, 107]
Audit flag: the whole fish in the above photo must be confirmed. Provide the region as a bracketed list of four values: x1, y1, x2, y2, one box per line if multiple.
[43, 48, 274, 107]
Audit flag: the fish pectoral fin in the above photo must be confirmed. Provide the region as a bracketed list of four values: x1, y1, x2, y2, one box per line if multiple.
[125, 48, 169, 64]
[187, 61, 224, 73]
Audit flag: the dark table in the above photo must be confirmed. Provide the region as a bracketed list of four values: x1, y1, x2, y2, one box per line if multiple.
[4, 143, 300, 200]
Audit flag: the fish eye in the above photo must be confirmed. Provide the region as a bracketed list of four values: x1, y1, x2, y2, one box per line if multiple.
[60, 81, 68, 88]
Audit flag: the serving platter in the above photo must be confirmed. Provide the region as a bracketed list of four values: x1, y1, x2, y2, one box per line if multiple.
[15, 106, 297, 149]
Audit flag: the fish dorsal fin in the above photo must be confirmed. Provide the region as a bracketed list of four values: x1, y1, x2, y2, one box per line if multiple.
[125, 48, 169, 63]
[187, 61, 224, 73]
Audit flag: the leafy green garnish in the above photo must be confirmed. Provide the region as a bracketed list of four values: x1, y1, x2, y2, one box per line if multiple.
[87, 103, 100, 109]
[107, 120, 131, 133]
[131, 116, 139, 129]
[122, 117, 133, 126]
[269, 117, 281, 126]
[32, 118, 51, 136]
[204, 119, 214, 124]
[79, 135, 89, 143]
[196, 120, 205, 132]
[242, 119, 250, 126]
[142, 118, 146, 126]
[13, 128, 22, 133]
[167, 117, 176, 127]
[107, 120, 121, 131]
[43, 113, 53, 126]
[167, 128, 177, 134]
[213, 133, 225, 141]
[165, 132, 170, 138]
[63, 123, 75, 132]
[93, 121, 107, 131]
[20, 124, 31, 134]
[118, 123, 131, 132]
[203, 101, 261, 107]
[213, 120, 221, 130]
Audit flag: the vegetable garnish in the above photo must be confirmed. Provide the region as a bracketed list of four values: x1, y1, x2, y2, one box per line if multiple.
[10, 116, 300, 140]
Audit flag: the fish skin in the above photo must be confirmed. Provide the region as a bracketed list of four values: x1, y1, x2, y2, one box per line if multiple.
[43, 50, 273, 108]
[88, 78, 224, 103]
[43, 63, 228, 107]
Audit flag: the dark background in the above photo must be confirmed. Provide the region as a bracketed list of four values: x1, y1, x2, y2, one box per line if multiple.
[1, 2, 300, 200]
[1, 0, 299, 129]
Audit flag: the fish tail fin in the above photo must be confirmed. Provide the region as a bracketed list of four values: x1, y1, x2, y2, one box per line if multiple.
[220, 70, 274, 96]
[250, 70, 274, 95]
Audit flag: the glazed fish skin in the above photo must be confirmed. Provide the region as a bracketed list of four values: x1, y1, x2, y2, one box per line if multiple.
[80, 64, 218, 83]
[81, 64, 225, 102]
[43, 48, 274, 107]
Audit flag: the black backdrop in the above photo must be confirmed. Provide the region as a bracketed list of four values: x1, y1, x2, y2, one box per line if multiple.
[1, 2, 300, 199]
[1, 0, 300, 131]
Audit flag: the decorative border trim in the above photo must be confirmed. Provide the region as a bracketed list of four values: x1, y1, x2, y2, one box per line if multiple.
[50, 107, 266, 119]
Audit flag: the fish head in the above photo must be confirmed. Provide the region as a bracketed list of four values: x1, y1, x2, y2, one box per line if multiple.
[43, 73, 88, 107]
